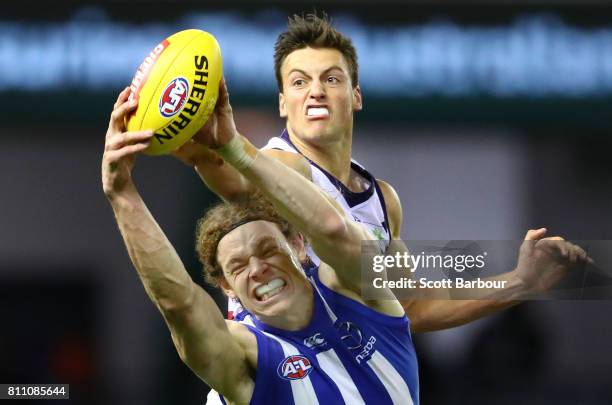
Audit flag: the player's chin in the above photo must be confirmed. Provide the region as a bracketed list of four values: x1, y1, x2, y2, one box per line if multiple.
[305, 117, 331, 129]
[300, 124, 335, 142]
[249, 301, 286, 319]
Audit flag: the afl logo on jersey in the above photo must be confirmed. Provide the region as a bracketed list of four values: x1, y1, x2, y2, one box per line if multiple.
[159, 77, 189, 118]
[277, 355, 313, 380]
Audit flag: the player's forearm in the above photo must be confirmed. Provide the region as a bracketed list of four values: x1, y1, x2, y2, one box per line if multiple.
[192, 147, 251, 202]
[217, 135, 352, 249]
[405, 271, 525, 332]
[109, 189, 250, 397]
[109, 187, 198, 312]
[406, 299, 519, 333]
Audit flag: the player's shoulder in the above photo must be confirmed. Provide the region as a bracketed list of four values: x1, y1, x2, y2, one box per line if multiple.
[318, 262, 406, 318]
[226, 319, 257, 343]
[376, 179, 400, 203]
[376, 179, 403, 238]
[226, 320, 258, 368]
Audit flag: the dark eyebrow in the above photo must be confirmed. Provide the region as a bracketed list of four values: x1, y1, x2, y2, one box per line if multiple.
[288, 68, 309, 77]
[322, 66, 345, 75]
[288, 66, 345, 77]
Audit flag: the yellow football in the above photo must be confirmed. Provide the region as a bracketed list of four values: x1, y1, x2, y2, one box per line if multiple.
[126, 29, 222, 155]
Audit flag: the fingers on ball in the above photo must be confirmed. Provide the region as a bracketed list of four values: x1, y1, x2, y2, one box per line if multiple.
[110, 100, 138, 130]
[106, 130, 153, 151]
[122, 142, 150, 155]
[114, 86, 132, 109]
[106, 141, 150, 161]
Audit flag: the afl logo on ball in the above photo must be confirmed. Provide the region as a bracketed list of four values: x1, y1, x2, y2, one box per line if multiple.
[159, 77, 189, 118]
[277, 355, 313, 381]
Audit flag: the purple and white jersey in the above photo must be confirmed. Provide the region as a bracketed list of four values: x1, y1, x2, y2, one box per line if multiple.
[215, 266, 419, 405]
[264, 130, 391, 263]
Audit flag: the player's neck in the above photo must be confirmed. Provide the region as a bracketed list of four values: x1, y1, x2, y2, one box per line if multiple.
[288, 131, 353, 186]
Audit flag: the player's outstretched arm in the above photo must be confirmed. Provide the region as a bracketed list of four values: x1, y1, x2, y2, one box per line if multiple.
[102, 87, 254, 402]
[367, 184, 591, 332]
[400, 229, 590, 333]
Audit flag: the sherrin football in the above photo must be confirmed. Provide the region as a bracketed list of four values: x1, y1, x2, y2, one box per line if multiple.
[126, 29, 222, 155]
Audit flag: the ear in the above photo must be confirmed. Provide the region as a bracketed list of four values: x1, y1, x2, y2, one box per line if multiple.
[287, 232, 307, 263]
[218, 277, 237, 299]
[352, 85, 363, 112]
[279, 92, 287, 118]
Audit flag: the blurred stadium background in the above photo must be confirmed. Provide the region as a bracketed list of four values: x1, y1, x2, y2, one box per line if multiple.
[1, 0, 611, 404]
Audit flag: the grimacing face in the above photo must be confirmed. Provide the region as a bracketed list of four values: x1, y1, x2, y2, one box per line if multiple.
[216, 220, 312, 321]
[279, 47, 362, 146]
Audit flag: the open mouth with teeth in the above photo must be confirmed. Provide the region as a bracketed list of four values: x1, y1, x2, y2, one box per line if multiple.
[307, 107, 329, 118]
[254, 278, 287, 302]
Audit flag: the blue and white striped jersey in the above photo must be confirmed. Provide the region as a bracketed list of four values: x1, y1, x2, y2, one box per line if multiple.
[232, 266, 419, 405]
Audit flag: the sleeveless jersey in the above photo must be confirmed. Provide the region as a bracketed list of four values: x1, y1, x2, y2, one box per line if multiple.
[218, 266, 419, 405]
[226, 130, 391, 320]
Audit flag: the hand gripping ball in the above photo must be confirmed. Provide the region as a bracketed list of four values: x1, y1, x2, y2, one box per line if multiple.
[126, 29, 222, 155]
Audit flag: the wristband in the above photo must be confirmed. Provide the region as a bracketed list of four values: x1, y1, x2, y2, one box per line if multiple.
[216, 135, 258, 171]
